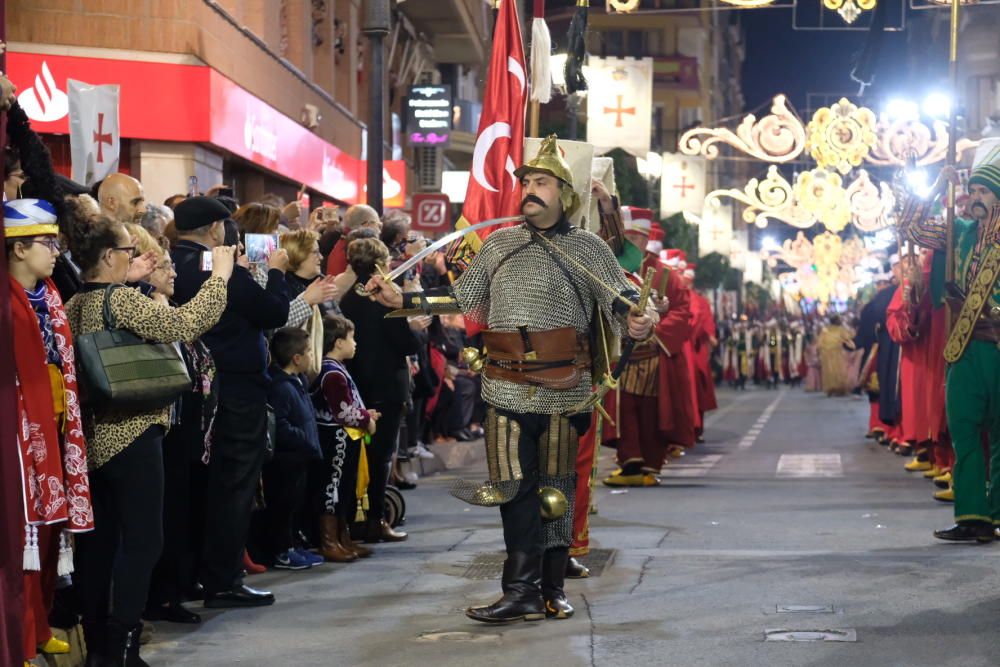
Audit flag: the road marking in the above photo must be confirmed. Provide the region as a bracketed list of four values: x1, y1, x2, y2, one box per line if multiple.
[737, 389, 785, 450]
[776, 454, 843, 478]
[661, 454, 723, 477]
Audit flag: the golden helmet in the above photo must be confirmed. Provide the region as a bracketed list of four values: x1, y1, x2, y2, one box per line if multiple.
[513, 135, 581, 218]
[538, 486, 569, 520]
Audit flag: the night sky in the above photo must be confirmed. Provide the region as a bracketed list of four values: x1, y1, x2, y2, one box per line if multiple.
[740, 2, 951, 114]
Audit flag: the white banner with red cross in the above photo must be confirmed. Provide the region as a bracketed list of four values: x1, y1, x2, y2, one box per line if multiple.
[68, 79, 120, 187]
[660, 151, 706, 218]
[584, 56, 652, 158]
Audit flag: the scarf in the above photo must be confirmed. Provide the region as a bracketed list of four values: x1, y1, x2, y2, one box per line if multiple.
[10, 276, 94, 572]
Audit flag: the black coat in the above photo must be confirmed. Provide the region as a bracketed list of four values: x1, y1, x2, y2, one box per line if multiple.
[171, 240, 290, 402]
[267, 366, 322, 462]
[339, 274, 420, 405]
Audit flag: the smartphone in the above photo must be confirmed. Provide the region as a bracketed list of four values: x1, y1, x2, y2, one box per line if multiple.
[187, 175, 199, 197]
[201, 251, 213, 271]
[244, 233, 279, 265]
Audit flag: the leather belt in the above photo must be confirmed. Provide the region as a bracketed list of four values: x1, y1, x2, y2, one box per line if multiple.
[481, 327, 590, 390]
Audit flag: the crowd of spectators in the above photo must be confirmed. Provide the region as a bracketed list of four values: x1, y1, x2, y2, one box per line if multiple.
[5, 95, 485, 666]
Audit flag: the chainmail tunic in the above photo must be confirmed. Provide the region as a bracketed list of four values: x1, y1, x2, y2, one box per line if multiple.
[452, 221, 631, 414]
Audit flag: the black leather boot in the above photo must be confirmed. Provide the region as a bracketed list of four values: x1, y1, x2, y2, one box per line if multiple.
[934, 521, 995, 544]
[542, 547, 574, 619]
[83, 620, 106, 667]
[466, 551, 545, 623]
[106, 620, 150, 667]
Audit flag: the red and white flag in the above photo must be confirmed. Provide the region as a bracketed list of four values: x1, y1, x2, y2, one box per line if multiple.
[68, 79, 120, 186]
[458, 0, 527, 249]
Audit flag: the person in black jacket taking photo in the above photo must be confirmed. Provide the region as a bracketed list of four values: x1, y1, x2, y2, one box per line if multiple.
[264, 328, 324, 571]
[170, 196, 290, 609]
[339, 237, 420, 543]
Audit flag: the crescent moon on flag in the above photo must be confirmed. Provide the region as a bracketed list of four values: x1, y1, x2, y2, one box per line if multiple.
[472, 121, 512, 193]
[507, 57, 526, 96]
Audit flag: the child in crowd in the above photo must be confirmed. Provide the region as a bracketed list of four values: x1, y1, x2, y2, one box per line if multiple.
[311, 315, 379, 562]
[265, 328, 325, 570]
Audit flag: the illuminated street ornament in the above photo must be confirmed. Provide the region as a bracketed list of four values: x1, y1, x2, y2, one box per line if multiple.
[760, 231, 869, 305]
[706, 165, 796, 228]
[846, 169, 895, 232]
[793, 169, 851, 233]
[679, 94, 805, 163]
[807, 98, 877, 175]
[823, 0, 875, 24]
[607, 0, 641, 11]
[866, 115, 980, 168]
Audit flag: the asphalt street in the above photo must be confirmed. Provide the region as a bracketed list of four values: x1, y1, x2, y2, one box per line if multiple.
[142, 387, 1000, 667]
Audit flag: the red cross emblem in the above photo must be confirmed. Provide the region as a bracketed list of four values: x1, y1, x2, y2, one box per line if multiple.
[93, 112, 113, 163]
[603, 95, 636, 128]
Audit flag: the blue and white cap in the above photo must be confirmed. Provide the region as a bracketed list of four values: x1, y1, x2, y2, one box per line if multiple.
[3, 199, 59, 238]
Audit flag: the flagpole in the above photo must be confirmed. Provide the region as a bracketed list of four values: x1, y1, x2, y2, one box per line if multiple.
[944, 0, 960, 335]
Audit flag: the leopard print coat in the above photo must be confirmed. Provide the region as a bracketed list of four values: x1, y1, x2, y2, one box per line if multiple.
[66, 277, 228, 469]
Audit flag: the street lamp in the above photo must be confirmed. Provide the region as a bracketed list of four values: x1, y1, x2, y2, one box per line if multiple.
[884, 98, 919, 122]
[923, 92, 951, 119]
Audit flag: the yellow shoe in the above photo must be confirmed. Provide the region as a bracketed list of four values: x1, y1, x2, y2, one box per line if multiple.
[603, 472, 660, 487]
[923, 466, 943, 479]
[38, 636, 71, 655]
[904, 458, 932, 472]
[933, 471, 952, 489]
[667, 445, 685, 459]
[933, 487, 954, 503]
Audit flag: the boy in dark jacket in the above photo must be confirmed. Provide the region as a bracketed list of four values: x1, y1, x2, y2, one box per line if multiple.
[264, 328, 324, 570]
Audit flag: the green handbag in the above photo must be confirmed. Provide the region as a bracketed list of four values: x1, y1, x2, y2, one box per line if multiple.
[75, 285, 192, 412]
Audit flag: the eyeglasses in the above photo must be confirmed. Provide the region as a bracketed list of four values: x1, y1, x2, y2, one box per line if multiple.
[28, 237, 61, 253]
[111, 245, 138, 260]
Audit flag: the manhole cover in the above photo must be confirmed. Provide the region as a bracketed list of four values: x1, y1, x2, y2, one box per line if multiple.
[776, 605, 836, 614]
[460, 549, 616, 580]
[416, 631, 501, 643]
[764, 629, 857, 642]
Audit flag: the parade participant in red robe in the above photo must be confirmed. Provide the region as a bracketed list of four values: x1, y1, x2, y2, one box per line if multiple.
[567, 187, 651, 571]
[684, 264, 718, 440]
[886, 250, 953, 485]
[603, 240, 696, 486]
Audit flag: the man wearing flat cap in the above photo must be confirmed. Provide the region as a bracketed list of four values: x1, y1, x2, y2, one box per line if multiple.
[170, 196, 291, 607]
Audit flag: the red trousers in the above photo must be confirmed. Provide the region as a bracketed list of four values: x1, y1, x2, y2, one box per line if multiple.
[571, 416, 598, 556]
[23, 524, 59, 659]
[617, 393, 667, 472]
[869, 402, 889, 435]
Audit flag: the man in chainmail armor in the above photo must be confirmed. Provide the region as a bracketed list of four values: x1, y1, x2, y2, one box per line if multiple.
[368, 136, 655, 623]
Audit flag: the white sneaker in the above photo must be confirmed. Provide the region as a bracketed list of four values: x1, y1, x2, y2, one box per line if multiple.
[412, 443, 435, 460]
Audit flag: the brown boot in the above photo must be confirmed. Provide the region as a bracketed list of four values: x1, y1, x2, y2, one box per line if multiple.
[364, 518, 408, 543]
[319, 515, 357, 563]
[338, 519, 372, 558]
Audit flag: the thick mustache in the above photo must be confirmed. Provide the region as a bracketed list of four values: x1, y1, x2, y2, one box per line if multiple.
[521, 195, 548, 209]
[971, 202, 988, 211]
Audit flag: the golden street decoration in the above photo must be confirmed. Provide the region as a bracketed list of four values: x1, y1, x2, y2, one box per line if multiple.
[867, 116, 980, 168]
[846, 169, 895, 232]
[763, 232, 868, 305]
[705, 165, 796, 228]
[807, 98, 878, 175]
[823, 0, 875, 24]
[679, 94, 805, 163]
[607, 0, 641, 11]
[793, 168, 851, 233]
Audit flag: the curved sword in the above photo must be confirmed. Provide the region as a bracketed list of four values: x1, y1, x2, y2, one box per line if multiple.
[384, 215, 525, 282]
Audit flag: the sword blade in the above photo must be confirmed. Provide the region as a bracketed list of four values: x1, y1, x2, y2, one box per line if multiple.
[385, 215, 524, 282]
